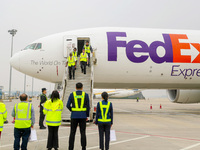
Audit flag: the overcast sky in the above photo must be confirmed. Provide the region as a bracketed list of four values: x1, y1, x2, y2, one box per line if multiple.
[0, 0, 200, 93]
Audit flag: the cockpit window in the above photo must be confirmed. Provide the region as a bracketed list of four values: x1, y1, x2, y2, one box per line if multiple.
[35, 43, 42, 50]
[23, 43, 42, 50]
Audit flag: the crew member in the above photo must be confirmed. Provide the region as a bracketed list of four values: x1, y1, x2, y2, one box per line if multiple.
[39, 88, 47, 129]
[12, 93, 35, 150]
[66, 53, 76, 80]
[43, 90, 63, 150]
[0, 101, 7, 139]
[72, 48, 78, 70]
[83, 41, 93, 67]
[95, 92, 113, 150]
[79, 49, 88, 74]
[67, 82, 90, 150]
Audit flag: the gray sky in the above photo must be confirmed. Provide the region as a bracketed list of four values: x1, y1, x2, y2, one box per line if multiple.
[0, 0, 200, 93]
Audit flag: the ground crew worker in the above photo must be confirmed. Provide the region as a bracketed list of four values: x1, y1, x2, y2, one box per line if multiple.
[83, 41, 93, 67]
[72, 48, 78, 70]
[43, 90, 63, 150]
[67, 82, 90, 150]
[95, 92, 113, 150]
[0, 101, 7, 139]
[39, 88, 47, 129]
[12, 93, 35, 150]
[66, 53, 76, 80]
[79, 49, 88, 74]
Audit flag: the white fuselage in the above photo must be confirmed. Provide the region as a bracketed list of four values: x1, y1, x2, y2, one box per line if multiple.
[10, 27, 200, 89]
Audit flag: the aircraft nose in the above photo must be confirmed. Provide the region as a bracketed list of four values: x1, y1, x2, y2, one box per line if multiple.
[10, 52, 20, 71]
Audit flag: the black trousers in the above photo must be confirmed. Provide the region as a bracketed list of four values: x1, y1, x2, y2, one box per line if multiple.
[98, 123, 111, 150]
[47, 126, 59, 149]
[69, 66, 75, 79]
[39, 110, 45, 127]
[81, 61, 87, 74]
[87, 53, 90, 66]
[69, 119, 86, 150]
[14, 127, 31, 150]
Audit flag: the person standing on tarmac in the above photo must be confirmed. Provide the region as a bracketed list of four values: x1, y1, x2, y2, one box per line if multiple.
[12, 93, 35, 150]
[79, 49, 88, 75]
[83, 41, 93, 67]
[0, 101, 7, 139]
[95, 92, 113, 150]
[39, 88, 47, 129]
[66, 53, 76, 80]
[67, 82, 90, 150]
[43, 90, 63, 150]
[72, 48, 78, 70]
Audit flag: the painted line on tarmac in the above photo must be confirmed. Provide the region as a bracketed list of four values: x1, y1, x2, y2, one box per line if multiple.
[116, 130, 200, 142]
[87, 128, 200, 142]
[114, 108, 131, 113]
[180, 143, 200, 150]
[0, 132, 98, 148]
[87, 135, 150, 149]
[37, 132, 98, 142]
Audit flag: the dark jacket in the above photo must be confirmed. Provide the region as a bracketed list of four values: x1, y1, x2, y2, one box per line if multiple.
[40, 94, 47, 112]
[95, 100, 113, 125]
[67, 90, 90, 119]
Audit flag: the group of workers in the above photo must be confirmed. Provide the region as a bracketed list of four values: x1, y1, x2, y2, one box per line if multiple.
[66, 41, 93, 80]
[0, 82, 113, 150]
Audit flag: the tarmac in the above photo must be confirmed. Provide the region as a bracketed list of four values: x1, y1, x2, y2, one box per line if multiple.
[1, 97, 200, 150]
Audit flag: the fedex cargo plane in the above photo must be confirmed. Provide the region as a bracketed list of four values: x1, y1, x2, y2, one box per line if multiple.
[10, 27, 200, 104]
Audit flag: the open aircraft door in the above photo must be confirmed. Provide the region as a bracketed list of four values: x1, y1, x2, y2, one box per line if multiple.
[63, 35, 77, 58]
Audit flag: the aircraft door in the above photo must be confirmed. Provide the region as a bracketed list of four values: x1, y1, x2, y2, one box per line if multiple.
[63, 35, 77, 58]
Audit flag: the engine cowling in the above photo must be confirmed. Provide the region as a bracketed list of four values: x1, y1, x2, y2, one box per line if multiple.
[167, 89, 200, 103]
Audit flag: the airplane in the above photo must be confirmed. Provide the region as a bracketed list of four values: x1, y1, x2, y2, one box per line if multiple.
[93, 89, 145, 99]
[10, 27, 200, 107]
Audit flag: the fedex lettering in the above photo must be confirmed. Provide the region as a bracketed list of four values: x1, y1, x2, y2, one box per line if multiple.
[107, 32, 200, 64]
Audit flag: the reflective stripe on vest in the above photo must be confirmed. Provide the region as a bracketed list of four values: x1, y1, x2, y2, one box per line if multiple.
[68, 56, 75, 67]
[72, 91, 86, 111]
[84, 45, 90, 53]
[80, 53, 87, 62]
[43, 107, 62, 111]
[15, 103, 32, 128]
[0, 110, 6, 114]
[46, 121, 61, 123]
[98, 101, 111, 122]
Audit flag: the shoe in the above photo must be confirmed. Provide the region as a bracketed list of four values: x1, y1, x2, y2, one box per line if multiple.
[82, 147, 86, 150]
[73, 78, 75, 80]
[4, 120, 8, 124]
[54, 148, 58, 150]
[40, 126, 46, 129]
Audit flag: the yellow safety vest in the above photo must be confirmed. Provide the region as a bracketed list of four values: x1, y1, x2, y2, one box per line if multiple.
[0, 103, 7, 131]
[84, 45, 91, 53]
[72, 51, 77, 60]
[98, 101, 111, 122]
[43, 99, 63, 126]
[72, 91, 87, 111]
[80, 53, 87, 62]
[68, 56, 75, 67]
[14, 102, 32, 128]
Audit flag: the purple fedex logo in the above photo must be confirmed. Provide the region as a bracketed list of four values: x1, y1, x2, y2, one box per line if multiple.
[107, 32, 200, 64]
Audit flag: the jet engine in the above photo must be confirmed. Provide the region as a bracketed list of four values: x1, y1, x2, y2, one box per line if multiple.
[167, 89, 200, 103]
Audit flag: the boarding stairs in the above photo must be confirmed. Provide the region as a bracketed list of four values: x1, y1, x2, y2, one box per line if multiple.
[61, 57, 94, 122]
